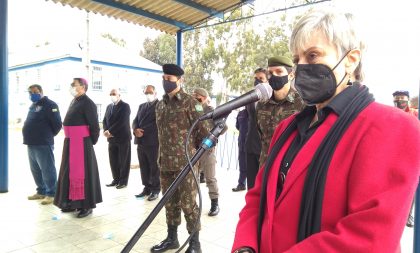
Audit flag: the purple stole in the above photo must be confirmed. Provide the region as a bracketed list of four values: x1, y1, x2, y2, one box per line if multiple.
[64, 125, 90, 200]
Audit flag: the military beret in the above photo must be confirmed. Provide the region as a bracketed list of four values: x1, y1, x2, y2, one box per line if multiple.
[162, 64, 184, 76]
[392, 90, 410, 98]
[268, 56, 293, 67]
[194, 87, 209, 98]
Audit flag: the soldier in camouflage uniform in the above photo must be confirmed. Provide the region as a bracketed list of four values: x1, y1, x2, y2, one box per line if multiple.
[192, 88, 220, 217]
[256, 56, 305, 166]
[151, 64, 208, 253]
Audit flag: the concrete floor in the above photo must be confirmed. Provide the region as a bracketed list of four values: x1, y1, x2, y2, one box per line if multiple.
[0, 129, 414, 252]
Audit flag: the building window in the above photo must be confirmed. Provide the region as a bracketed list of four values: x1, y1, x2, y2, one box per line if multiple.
[92, 66, 102, 90]
[96, 104, 102, 122]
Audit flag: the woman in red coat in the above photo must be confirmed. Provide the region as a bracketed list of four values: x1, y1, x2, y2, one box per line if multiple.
[232, 9, 420, 253]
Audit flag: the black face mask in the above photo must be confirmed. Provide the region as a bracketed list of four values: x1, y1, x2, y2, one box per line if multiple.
[294, 52, 350, 105]
[254, 78, 263, 86]
[269, 75, 288, 91]
[394, 100, 408, 109]
[163, 80, 178, 94]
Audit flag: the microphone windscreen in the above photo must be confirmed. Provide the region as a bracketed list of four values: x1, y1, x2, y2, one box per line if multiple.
[255, 83, 273, 102]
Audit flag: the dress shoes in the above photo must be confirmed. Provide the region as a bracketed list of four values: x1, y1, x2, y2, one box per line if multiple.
[77, 208, 92, 218]
[106, 181, 118, 187]
[61, 208, 76, 213]
[116, 184, 127, 189]
[135, 190, 150, 198]
[150, 237, 180, 252]
[147, 192, 159, 201]
[232, 184, 246, 192]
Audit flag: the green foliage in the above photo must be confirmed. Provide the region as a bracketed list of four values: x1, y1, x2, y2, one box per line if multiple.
[140, 34, 176, 66]
[182, 28, 218, 95]
[101, 33, 126, 47]
[140, 7, 293, 99]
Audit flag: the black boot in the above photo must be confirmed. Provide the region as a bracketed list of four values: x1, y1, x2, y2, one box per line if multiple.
[407, 214, 414, 228]
[200, 172, 205, 183]
[208, 198, 220, 216]
[150, 225, 180, 252]
[185, 232, 202, 253]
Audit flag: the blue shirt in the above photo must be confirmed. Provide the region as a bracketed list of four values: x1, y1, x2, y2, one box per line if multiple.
[23, 96, 62, 145]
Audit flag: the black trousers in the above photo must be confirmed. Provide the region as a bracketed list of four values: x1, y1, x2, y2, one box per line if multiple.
[246, 152, 260, 190]
[238, 150, 247, 186]
[137, 145, 160, 193]
[108, 141, 131, 185]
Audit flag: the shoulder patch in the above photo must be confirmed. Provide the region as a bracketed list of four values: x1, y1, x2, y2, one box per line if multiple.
[52, 108, 58, 112]
[195, 104, 203, 112]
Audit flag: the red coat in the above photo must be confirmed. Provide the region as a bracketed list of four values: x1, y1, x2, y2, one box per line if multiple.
[232, 102, 420, 253]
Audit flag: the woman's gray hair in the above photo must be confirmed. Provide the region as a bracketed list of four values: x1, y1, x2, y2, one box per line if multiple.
[290, 9, 365, 81]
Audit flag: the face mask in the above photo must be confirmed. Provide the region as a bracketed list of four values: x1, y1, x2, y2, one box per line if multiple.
[294, 51, 350, 105]
[254, 78, 263, 86]
[394, 100, 408, 109]
[163, 80, 178, 94]
[146, 94, 155, 102]
[268, 75, 288, 90]
[110, 95, 119, 103]
[30, 93, 41, 103]
[69, 87, 78, 97]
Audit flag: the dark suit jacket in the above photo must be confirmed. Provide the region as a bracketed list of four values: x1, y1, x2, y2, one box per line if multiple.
[103, 100, 131, 143]
[245, 103, 261, 155]
[236, 109, 248, 152]
[132, 99, 159, 146]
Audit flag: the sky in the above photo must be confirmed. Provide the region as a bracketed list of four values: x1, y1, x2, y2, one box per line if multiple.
[7, 0, 420, 105]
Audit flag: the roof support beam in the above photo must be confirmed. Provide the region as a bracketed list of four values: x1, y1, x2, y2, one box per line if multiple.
[172, 0, 223, 19]
[176, 30, 183, 67]
[92, 0, 189, 29]
[0, 0, 8, 193]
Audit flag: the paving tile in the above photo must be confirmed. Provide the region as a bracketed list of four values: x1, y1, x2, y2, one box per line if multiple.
[29, 238, 73, 253]
[2, 129, 415, 253]
[75, 237, 121, 252]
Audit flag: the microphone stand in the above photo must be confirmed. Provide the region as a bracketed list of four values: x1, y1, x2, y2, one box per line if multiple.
[122, 117, 228, 253]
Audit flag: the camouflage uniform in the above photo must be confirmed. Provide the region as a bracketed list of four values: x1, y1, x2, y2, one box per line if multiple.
[256, 89, 304, 166]
[156, 89, 209, 232]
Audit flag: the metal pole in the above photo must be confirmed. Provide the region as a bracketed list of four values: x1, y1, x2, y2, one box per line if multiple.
[414, 80, 420, 253]
[85, 12, 92, 83]
[122, 119, 227, 252]
[0, 0, 9, 193]
[176, 30, 182, 67]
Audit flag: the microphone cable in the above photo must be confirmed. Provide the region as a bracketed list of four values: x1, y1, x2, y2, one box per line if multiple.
[175, 118, 203, 253]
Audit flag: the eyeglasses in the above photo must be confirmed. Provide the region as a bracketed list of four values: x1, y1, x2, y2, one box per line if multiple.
[110, 93, 117, 96]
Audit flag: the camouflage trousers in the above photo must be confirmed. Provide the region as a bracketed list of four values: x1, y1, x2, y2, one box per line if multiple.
[198, 147, 219, 199]
[161, 169, 201, 232]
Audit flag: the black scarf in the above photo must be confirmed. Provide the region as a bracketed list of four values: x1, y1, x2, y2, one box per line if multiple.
[257, 85, 374, 249]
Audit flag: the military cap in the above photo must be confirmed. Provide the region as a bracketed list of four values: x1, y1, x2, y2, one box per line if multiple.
[162, 64, 184, 76]
[392, 90, 410, 98]
[194, 87, 209, 98]
[268, 56, 293, 67]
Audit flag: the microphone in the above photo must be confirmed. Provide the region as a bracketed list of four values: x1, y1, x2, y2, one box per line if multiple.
[199, 83, 273, 121]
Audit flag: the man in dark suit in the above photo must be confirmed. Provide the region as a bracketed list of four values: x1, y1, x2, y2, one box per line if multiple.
[103, 88, 132, 189]
[133, 85, 160, 201]
[245, 68, 267, 189]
